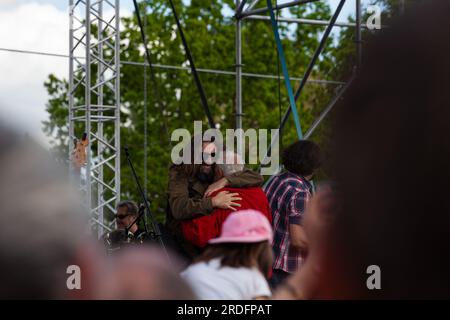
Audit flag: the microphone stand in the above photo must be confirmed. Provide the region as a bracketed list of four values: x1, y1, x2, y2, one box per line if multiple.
[124, 146, 171, 263]
[125, 203, 149, 236]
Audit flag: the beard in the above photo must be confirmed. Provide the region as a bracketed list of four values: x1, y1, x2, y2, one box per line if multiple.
[197, 165, 215, 184]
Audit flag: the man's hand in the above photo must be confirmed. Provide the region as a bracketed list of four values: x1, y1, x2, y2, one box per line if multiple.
[204, 177, 229, 198]
[211, 191, 242, 211]
[289, 224, 308, 254]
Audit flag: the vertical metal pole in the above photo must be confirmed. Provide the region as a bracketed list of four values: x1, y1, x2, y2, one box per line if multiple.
[143, 19, 148, 197]
[400, 0, 405, 15]
[97, 0, 104, 238]
[143, 1, 148, 228]
[235, 0, 243, 130]
[68, 0, 74, 179]
[115, 0, 121, 212]
[355, 0, 362, 71]
[85, 0, 92, 216]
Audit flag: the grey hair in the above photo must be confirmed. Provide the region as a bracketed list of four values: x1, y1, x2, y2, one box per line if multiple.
[218, 150, 245, 176]
[117, 200, 138, 216]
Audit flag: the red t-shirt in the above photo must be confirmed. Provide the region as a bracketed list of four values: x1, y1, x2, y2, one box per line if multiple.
[181, 187, 272, 248]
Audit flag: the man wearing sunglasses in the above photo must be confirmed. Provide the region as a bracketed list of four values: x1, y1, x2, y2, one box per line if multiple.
[114, 200, 139, 234]
[104, 200, 145, 249]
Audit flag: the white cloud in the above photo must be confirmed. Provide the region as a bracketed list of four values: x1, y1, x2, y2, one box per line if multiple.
[0, 2, 130, 147]
[0, 0, 19, 9]
[0, 3, 68, 146]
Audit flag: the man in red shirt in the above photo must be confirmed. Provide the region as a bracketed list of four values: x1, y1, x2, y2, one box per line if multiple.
[181, 151, 272, 248]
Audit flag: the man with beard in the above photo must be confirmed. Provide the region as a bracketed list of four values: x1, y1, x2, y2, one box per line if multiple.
[180, 150, 272, 249]
[166, 137, 264, 261]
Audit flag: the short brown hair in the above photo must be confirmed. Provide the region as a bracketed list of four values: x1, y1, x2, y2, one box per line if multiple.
[196, 241, 273, 277]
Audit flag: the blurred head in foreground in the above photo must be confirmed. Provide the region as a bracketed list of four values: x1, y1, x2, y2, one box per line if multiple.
[316, 0, 450, 299]
[0, 124, 103, 299]
[0, 124, 191, 300]
[97, 246, 195, 299]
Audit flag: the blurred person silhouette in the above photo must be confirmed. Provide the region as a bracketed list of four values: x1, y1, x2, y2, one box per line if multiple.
[277, 0, 450, 299]
[97, 246, 195, 300]
[0, 123, 104, 299]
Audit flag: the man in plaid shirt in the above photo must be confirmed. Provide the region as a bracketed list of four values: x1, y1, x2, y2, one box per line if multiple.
[264, 140, 323, 289]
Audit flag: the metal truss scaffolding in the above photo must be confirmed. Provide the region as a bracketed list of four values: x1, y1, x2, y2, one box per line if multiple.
[69, 0, 121, 237]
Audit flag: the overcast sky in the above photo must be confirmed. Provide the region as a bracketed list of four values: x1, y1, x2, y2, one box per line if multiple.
[0, 0, 362, 147]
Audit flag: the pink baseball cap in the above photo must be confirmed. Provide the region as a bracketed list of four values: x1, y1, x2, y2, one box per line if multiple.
[208, 209, 273, 244]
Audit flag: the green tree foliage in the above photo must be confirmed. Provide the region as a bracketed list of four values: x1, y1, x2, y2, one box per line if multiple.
[43, 0, 360, 220]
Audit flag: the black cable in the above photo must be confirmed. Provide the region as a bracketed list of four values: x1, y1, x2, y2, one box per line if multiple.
[167, 0, 216, 129]
[124, 146, 172, 267]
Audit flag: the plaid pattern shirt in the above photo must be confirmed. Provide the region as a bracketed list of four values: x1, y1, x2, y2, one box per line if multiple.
[264, 171, 312, 274]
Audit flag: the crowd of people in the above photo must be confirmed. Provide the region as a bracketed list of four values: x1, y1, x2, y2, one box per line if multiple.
[1, 0, 450, 299]
[163, 137, 321, 299]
